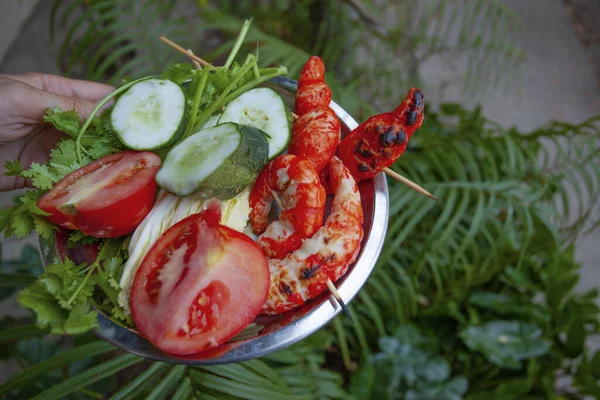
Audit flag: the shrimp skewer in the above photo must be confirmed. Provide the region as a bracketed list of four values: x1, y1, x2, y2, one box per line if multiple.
[262, 156, 364, 315]
[288, 56, 341, 175]
[249, 154, 326, 259]
[336, 88, 425, 182]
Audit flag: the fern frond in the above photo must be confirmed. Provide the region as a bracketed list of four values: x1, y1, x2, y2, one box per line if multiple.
[51, 0, 195, 84]
[336, 105, 600, 356]
[344, 0, 526, 111]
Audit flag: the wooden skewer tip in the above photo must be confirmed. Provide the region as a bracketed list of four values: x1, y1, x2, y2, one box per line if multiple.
[382, 168, 438, 201]
[160, 36, 209, 66]
[326, 279, 353, 321]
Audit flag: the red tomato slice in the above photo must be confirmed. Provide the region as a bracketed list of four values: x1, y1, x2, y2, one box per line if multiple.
[37, 151, 161, 238]
[130, 204, 270, 355]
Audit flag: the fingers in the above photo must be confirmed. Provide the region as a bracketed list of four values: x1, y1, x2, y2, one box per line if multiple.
[3, 72, 114, 100]
[46, 91, 106, 119]
[9, 82, 108, 122]
[0, 126, 63, 191]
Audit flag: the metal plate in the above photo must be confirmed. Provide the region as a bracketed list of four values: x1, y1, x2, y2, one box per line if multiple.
[38, 77, 389, 365]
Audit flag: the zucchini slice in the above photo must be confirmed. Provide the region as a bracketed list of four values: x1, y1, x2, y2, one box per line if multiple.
[110, 78, 187, 150]
[156, 122, 269, 199]
[218, 87, 291, 159]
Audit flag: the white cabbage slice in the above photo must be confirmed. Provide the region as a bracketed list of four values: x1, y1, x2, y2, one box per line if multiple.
[118, 187, 252, 314]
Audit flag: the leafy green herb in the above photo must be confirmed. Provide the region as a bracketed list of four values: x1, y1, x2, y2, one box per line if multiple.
[161, 63, 196, 84]
[17, 237, 129, 334]
[0, 191, 55, 240]
[43, 107, 81, 138]
[67, 231, 99, 247]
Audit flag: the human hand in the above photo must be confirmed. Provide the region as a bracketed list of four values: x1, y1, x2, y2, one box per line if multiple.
[0, 73, 114, 191]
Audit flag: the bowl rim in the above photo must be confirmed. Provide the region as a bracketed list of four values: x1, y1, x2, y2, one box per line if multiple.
[38, 76, 390, 365]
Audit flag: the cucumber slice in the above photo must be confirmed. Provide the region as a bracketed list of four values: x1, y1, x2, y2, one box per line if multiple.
[218, 87, 291, 159]
[156, 122, 269, 199]
[110, 78, 187, 150]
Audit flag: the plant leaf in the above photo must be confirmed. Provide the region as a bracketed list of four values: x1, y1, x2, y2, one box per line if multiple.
[460, 320, 551, 369]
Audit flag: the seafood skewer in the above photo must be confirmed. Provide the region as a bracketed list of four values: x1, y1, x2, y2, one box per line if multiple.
[250, 154, 326, 259]
[336, 88, 425, 181]
[288, 56, 341, 175]
[261, 156, 364, 314]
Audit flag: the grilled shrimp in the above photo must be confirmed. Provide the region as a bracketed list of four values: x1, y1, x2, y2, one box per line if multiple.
[249, 154, 326, 259]
[288, 56, 340, 175]
[261, 156, 364, 315]
[336, 88, 425, 182]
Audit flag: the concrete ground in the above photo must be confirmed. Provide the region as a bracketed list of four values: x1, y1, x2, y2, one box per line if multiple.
[0, 0, 598, 384]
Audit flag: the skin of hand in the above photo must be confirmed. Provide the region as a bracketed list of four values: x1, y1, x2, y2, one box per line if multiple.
[0, 73, 114, 191]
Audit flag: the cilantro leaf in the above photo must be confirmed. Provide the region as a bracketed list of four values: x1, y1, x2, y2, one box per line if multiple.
[21, 163, 60, 190]
[18, 280, 69, 332]
[0, 190, 54, 239]
[68, 231, 99, 247]
[0, 206, 17, 237]
[18, 280, 98, 335]
[48, 139, 80, 169]
[161, 63, 196, 84]
[42, 259, 95, 309]
[3, 160, 23, 176]
[33, 215, 57, 241]
[94, 237, 131, 325]
[11, 210, 35, 238]
[44, 107, 81, 138]
[18, 255, 100, 334]
[64, 304, 98, 334]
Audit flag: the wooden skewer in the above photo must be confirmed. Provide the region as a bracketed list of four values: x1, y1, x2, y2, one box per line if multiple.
[289, 112, 437, 200]
[326, 279, 353, 321]
[187, 48, 202, 69]
[160, 36, 429, 319]
[160, 36, 209, 66]
[382, 168, 437, 200]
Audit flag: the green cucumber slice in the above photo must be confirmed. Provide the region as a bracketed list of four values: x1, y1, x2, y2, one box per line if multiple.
[110, 78, 187, 150]
[218, 87, 291, 159]
[156, 122, 269, 199]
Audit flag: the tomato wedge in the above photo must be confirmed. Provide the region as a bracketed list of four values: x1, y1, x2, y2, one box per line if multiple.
[130, 203, 270, 355]
[37, 151, 161, 238]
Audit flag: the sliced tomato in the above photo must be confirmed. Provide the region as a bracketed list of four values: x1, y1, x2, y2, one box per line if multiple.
[37, 151, 161, 238]
[130, 203, 270, 355]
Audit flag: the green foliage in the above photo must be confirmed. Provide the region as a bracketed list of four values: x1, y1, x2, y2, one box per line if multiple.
[51, 0, 193, 84]
[0, 243, 43, 301]
[332, 105, 600, 398]
[350, 325, 469, 399]
[50, 0, 524, 119]
[460, 321, 551, 370]
[17, 236, 130, 334]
